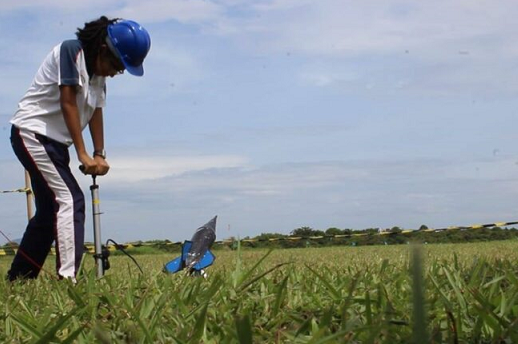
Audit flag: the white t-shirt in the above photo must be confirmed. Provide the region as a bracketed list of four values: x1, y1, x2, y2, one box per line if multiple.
[11, 40, 106, 146]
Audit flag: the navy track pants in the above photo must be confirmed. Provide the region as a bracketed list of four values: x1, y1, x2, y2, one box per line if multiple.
[8, 125, 85, 280]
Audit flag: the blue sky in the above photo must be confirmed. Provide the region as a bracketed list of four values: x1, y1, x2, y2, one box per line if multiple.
[1, 0, 518, 243]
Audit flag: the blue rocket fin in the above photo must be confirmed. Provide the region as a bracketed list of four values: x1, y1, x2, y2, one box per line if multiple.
[191, 250, 215, 271]
[182, 241, 192, 257]
[164, 256, 183, 273]
[164, 241, 192, 273]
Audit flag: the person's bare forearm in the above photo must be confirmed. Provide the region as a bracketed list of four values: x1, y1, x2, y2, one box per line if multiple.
[60, 85, 97, 174]
[89, 108, 104, 153]
[60, 85, 88, 159]
[88, 107, 110, 175]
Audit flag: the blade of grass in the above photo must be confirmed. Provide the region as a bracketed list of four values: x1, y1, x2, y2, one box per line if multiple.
[190, 303, 209, 342]
[235, 249, 274, 289]
[235, 314, 253, 344]
[305, 264, 341, 300]
[8, 313, 43, 339]
[35, 309, 78, 344]
[411, 244, 429, 344]
[272, 275, 289, 317]
[239, 262, 291, 292]
[61, 326, 85, 344]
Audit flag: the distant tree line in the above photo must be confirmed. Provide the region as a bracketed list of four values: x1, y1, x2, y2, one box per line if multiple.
[2, 225, 517, 252]
[229, 225, 518, 249]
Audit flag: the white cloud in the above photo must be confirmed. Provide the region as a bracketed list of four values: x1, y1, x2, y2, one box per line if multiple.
[243, 1, 518, 57]
[0, 0, 107, 11]
[4, 1, 518, 61]
[118, 0, 223, 24]
[83, 156, 518, 241]
[4, 154, 518, 242]
[137, 0, 504, 86]
[104, 154, 248, 183]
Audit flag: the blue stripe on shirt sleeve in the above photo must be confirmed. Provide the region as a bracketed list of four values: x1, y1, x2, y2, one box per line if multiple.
[59, 40, 82, 85]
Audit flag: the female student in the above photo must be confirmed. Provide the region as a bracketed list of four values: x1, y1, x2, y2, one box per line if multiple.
[8, 16, 151, 281]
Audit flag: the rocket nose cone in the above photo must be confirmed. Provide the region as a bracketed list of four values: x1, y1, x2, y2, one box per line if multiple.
[204, 216, 217, 233]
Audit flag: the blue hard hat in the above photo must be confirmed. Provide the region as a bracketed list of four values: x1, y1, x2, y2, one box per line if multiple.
[107, 20, 151, 76]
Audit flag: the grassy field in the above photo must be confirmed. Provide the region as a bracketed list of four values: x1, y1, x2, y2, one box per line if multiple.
[1, 240, 518, 343]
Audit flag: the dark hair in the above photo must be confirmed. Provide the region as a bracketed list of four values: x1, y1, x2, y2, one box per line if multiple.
[76, 16, 120, 77]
